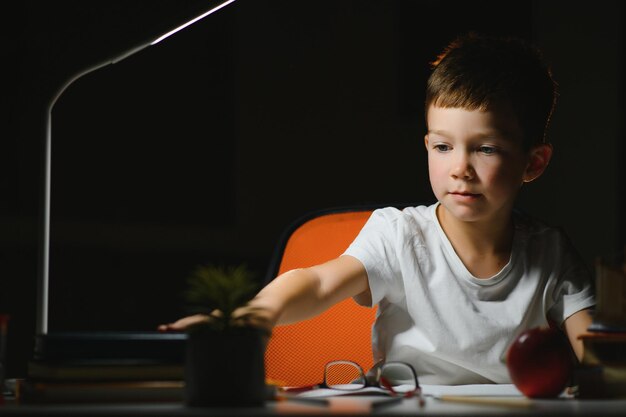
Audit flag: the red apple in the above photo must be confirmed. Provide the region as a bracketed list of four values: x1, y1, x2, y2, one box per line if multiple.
[506, 326, 573, 398]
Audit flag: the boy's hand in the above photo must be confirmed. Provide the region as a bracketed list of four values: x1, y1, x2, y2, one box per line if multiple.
[157, 314, 211, 332]
[157, 306, 276, 333]
[231, 304, 276, 332]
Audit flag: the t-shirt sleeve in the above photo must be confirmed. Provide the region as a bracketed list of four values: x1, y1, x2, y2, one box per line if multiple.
[342, 208, 403, 307]
[546, 230, 596, 324]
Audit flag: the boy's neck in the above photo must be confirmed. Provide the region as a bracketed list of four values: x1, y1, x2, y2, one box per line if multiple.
[436, 204, 514, 279]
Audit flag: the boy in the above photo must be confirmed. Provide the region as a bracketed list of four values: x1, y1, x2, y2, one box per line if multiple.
[161, 34, 595, 384]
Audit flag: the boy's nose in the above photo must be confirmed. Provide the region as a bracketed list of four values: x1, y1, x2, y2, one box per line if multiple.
[450, 153, 475, 180]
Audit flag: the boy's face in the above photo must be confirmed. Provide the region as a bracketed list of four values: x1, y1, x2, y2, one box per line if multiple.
[425, 104, 537, 225]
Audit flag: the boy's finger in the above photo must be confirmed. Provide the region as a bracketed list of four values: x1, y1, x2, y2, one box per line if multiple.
[157, 314, 210, 331]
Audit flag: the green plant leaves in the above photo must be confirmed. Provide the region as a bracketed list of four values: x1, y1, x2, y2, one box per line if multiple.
[184, 264, 259, 330]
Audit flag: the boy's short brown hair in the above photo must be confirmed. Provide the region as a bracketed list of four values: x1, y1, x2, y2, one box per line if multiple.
[425, 33, 557, 149]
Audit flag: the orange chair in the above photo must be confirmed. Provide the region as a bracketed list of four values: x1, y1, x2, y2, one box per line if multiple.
[263, 207, 378, 387]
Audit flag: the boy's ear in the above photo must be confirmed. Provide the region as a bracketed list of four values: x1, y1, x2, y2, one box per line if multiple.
[523, 143, 553, 183]
[424, 134, 429, 150]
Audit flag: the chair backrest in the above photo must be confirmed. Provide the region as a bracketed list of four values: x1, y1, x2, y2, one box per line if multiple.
[264, 208, 377, 387]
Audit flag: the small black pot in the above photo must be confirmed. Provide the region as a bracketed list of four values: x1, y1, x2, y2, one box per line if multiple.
[185, 325, 266, 407]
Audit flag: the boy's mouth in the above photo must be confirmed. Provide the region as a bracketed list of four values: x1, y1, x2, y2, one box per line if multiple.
[449, 191, 482, 199]
[450, 191, 480, 196]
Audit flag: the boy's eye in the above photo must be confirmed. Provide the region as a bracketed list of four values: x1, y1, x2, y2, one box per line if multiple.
[478, 146, 497, 155]
[434, 144, 450, 152]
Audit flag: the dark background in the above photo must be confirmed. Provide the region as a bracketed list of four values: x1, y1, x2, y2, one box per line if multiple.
[1, 0, 624, 378]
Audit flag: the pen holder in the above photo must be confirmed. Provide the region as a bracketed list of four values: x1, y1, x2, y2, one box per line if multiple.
[184, 325, 266, 407]
[593, 257, 626, 330]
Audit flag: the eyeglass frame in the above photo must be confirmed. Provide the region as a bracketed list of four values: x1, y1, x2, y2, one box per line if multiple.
[323, 360, 422, 400]
[279, 359, 424, 406]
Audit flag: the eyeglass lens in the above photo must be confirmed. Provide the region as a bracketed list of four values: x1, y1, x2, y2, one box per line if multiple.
[324, 361, 366, 390]
[380, 362, 417, 394]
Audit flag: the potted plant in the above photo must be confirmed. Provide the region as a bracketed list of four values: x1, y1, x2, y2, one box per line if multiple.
[183, 264, 268, 407]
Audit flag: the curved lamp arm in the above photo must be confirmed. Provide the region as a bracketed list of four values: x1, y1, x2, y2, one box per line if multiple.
[37, 0, 236, 335]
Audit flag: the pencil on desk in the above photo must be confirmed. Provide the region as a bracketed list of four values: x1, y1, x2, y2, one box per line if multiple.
[436, 395, 533, 408]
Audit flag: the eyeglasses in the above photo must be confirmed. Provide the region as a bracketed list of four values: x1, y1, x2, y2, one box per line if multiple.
[282, 360, 424, 405]
[325, 361, 421, 398]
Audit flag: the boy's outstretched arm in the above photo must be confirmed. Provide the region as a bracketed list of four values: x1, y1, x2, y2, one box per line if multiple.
[158, 255, 370, 331]
[563, 308, 593, 362]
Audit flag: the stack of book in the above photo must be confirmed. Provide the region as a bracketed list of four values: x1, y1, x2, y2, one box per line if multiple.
[576, 259, 626, 398]
[20, 331, 187, 403]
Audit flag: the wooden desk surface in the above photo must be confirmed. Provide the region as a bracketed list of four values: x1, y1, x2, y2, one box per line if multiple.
[1, 396, 626, 416]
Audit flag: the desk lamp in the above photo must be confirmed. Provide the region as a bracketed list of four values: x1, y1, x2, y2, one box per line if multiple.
[35, 0, 236, 362]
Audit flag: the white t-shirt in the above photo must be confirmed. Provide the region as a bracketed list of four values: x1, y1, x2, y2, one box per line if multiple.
[343, 203, 595, 385]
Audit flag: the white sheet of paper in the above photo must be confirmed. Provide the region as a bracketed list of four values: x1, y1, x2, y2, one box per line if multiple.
[423, 384, 523, 397]
[293, 384, 523, 399]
